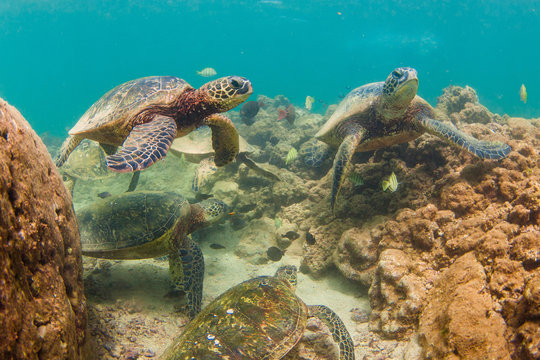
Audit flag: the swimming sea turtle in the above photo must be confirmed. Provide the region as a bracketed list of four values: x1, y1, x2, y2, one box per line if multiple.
[58, 139, 114, 193]
[55, 75, 252, 179]
[159, 265, 355, 360]
[169, 127, 280, 192]
[77, 190, 228, 318]
[314, 67, 511, 212]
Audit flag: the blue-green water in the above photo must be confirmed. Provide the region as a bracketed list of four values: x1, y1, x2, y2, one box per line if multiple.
[1, 0, 538, 136]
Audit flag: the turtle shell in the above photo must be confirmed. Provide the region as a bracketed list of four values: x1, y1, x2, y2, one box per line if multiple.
[59, 139, 113, 180]
[78, 191, 190, 259]
[69, 76, 191, 138]
[315, 82, 383, 147]
[160, 275, 308, 360]
[169, 127, 255, 163]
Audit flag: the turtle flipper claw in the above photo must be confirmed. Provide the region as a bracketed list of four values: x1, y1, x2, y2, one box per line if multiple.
[106, 115, 177, 172]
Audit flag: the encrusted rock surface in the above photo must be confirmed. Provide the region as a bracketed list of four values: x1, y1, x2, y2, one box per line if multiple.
[0, 98, 87, 359]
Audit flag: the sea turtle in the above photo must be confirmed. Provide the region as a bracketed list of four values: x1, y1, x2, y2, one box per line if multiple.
[159, 265, 355, 360]
[77, 190, 228, 319]
[314, 67, 511, 212]
[58, 139, 114, 193]
[169, 127, 280, 192]
[55, 75, 252, 180]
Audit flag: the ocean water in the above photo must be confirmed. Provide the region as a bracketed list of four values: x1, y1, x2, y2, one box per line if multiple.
[0, 0, 539, 136]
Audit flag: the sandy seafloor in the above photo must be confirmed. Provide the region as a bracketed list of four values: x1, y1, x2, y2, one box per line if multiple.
[47, 147, 405, 360]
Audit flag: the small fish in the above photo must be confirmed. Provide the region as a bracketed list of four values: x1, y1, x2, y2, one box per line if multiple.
[97, 191, 111, 199]
[196, 67, 217, 77]
[240, 100, 263, 125]
[228, 211, 235, 216]
[305, 96, 315, 110]
[266, 246, 284, 261]
[210, 243, 226, 250]
[349, 172, 364, 186]
[382, 172, 399, 192]
[277, 104, 296, 124]
[281, 231, 300, 240]
[285, 147, 298, 165]
[305, 231, 316, 245]
[520, 84, 527, 103]
[274, 217, 282, 229]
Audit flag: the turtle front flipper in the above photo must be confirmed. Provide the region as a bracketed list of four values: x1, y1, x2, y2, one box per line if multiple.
[308, 304, 355, 360]
[237, 153, 281, 181]
[419, 117, 511, 160]
[331, 125, 365, 214]
[55, 134, 85, 167]
[106, 115, 177, 172]
[168, 236, 204, 319]
[203, 113, 239, 167]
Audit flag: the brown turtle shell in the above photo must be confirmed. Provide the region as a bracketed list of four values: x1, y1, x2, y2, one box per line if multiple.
[160, 275, 308, 359]
[69, 76, 191, 142]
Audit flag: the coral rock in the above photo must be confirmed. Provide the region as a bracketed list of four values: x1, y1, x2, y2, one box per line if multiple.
[0, 98, 87, 359]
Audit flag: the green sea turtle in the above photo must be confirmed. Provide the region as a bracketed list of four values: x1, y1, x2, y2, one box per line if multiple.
[58, 139, 114, 193]
[77, 190, 228, 318]
[159, 265, 355, 360]
[314, 67, 511, 212]
[55, 76, 252, 179]
[169, 127, 280, 192]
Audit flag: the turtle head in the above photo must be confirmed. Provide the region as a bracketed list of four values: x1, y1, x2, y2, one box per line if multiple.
[188, 198, 229, 233]
[275, 265, 298, 290]
[200, 76, 253, 112]
[380, 67, 418, 121]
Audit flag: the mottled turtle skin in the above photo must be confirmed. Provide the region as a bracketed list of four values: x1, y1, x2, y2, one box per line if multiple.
[159, 266, 355, 360]
[314, 67, 511, 213]
[78, 190, 228, 318]
[55, 75, 252, 175]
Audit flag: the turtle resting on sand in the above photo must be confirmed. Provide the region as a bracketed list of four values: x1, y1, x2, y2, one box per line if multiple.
[169, 127, 280, 192]
[159, 265, 355, 360]
[313, 67, 511, 213]
[55, 75, 252, 182]
[78, 190, 228, 318]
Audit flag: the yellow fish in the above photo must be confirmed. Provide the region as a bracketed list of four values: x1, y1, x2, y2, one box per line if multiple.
[382, 172, 399, 192]
[285, 147, 298, 165]
[196, 67, 217, 77]
[305, 96, 315, 110]
[520, 84, 527, 103]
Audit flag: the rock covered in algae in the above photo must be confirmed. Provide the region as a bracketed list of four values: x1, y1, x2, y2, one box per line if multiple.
[0, 98, 88, 359]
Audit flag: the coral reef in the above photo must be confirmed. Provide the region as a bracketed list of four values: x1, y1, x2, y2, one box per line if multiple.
[0, 98, 88, 359]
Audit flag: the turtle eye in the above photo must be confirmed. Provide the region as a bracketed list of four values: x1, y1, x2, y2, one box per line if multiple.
[392, 70, 403, 78]
[230, 79, 241, 88]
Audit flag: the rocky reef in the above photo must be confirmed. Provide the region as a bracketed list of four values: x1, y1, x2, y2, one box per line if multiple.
[0, 99, 88, 359]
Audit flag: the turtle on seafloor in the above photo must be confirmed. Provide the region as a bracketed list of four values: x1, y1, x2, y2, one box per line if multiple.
[169, 127, 280, 192]
[77, 190, 228, 319]
[159, 265, 355, 360]
[312, 67, 511, 213]
[54, 75, 252, 190]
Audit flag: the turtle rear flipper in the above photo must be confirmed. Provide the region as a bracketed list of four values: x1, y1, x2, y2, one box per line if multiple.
[203, 114, 239, 167]
[106, 115, 177, 172]
[308, 305, 355, 360]
[332, 124, 365, 214]
[169, 236, 204, 319]
[237, 153, 280, 181]
[55, 134, 84, 167]
[420, 117, 511, 160]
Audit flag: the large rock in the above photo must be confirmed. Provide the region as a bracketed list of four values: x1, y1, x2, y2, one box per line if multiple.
[0, 99, 87, 359]
[418, 252, 510, 359]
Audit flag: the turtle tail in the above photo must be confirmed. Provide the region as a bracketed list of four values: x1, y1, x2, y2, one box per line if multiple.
[331, 125, 364, 214]
[420, 117, 511, 160]
[55, 134, 84, 168]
